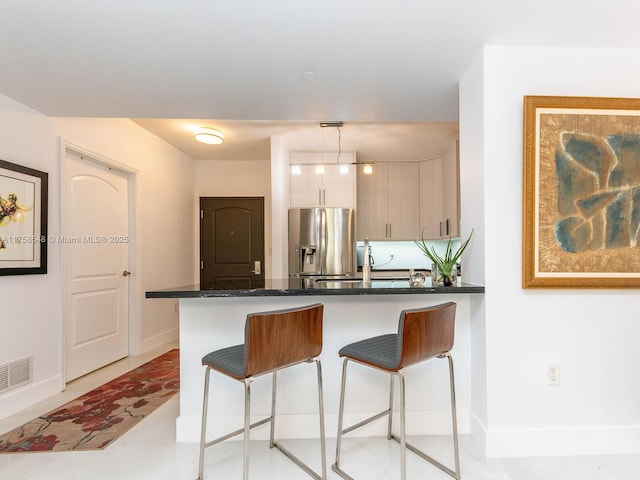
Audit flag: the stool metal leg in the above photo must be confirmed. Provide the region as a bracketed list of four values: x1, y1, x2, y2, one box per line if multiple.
[270, 359, 327, 480]
[446, 353, 461, 479]
[243, 379, 252, 480]
[399, 371, 407, 480]
[334, 354, 461, 480]
[332, 358, 349, 477]
[270, 371, 277, 448]
[388, 355, 460, 480]
[197, 367, 212, 480]
[387, 374, 394, 440]
[198, 359, 326, 480]
[315, 358, 328, 480]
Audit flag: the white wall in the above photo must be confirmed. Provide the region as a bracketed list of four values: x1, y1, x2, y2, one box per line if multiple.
[460, 46, 640, 457]
[458, 48, 488, 450]
[0, 97, 195, 419]
[270, 135, 291, 279]
[0, 95, 64, 417]
[194, 159, 272, 277]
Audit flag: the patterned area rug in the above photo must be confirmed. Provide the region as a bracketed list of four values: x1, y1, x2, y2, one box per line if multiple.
[0, 349, 179, 453]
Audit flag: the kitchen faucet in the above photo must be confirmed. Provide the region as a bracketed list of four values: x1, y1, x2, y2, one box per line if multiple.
[363, 239, 371, 283]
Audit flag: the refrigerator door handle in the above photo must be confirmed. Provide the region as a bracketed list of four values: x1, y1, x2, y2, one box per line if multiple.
[319, 208, 326, 275]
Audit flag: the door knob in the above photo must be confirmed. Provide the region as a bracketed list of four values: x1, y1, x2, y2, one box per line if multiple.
[123, 270, 131, 277]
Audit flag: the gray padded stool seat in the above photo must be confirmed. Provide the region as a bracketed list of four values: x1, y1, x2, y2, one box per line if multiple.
[197, 303, 327, 480]
[332, 302, 460, 480]
[202, 345, 245, 378]
[338, 333, 399, 370]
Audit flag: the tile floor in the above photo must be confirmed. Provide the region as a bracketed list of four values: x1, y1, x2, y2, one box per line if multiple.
[1, 342, 639, 480]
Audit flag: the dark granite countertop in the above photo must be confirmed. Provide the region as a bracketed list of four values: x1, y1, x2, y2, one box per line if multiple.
[145, 277, 484, 298]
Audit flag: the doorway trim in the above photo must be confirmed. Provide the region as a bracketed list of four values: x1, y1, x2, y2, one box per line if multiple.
[59, 138, 142, 385]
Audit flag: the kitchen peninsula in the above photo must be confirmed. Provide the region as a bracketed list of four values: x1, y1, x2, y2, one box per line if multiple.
[147, 279, 484, 443]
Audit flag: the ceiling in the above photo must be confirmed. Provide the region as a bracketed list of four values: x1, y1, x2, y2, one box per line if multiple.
[131, 119, 459, 162]
[1, 1, 639, 160]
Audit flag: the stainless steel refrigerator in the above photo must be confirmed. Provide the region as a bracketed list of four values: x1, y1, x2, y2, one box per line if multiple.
[288, 207, 355, 277]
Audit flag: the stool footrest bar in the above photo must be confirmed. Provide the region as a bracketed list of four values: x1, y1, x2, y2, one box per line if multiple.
[340, 409, 390, 436]
[390, 434, 459, 480]
[331, 463, 356, 480]
[204, 416, 272, 449]
[273, 441, 324, 480]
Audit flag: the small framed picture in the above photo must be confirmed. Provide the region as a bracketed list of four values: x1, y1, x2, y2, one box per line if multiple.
[0, 159, 48, 275]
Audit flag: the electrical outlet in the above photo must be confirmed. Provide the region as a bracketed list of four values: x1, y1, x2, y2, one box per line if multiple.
[547, 364, 560, 386]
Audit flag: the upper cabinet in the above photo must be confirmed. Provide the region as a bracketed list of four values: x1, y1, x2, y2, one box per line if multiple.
[357, 162, 420, 240]
[419, 140, 460, 239]
[289, 152, 356, 208]
[419, 156, 444, 239]
[356, 141, 460, 242]
[441, 141, 460, 237]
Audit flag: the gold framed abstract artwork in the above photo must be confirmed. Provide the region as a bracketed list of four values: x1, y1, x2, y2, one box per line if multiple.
[523, 95, 640, 288]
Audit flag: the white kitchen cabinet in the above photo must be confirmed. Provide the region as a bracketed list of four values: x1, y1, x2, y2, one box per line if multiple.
[290, 163, 356, 208]
[441, 141, 460, 237]
[357, 162, 420, 240]
[419, 157, 443, 240]
[419, 141, 459, 239]
[356, 163, 388, 239]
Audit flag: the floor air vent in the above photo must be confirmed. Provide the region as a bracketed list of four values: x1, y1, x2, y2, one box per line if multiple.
[0, 356, 33, 394]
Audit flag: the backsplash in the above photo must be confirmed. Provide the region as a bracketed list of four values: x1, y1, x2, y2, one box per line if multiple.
[356, 238, 461, 271]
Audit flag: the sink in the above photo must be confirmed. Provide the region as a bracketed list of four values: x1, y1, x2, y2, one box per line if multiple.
[314, 279, 361, 283]
[313, 278, 411, 288]
[372, 276, 409, 280]
[314, 277, 409, 282]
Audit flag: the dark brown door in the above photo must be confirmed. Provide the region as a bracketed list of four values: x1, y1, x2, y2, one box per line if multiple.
[200, 197, 265, 289]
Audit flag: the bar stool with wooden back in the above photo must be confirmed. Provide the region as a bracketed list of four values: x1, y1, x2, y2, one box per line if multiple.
[332, 301, 460, 480]
[197, 303, 327, 480]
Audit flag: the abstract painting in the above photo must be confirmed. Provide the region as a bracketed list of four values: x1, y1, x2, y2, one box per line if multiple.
[523, 96, 640, 288]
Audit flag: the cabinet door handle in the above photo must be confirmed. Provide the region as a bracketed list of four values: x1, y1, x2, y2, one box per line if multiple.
[322, 189, 326, 205]
[439, 221, 443, 237]
[446, 219, 450, 236]
[388, 224, 392, 238]
[318, 189, 322, 205]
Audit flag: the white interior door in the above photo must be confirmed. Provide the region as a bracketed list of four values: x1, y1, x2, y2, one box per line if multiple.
[64, 150, 129, 381]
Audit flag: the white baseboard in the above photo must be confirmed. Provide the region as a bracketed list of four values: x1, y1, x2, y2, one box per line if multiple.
[142, 327, 178, 353]
[176, 409, 471, 443]
[0, 375, 62, 421]
[485, 424, 640, 458]
[469, 412, 640, 458]
[469, 410, 487, 455]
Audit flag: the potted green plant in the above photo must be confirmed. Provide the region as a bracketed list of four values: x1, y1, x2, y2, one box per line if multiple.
[414, 230, 473, 286]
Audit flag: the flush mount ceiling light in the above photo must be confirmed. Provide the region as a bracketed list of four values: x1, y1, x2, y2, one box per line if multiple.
[194, 127, 224, 145]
